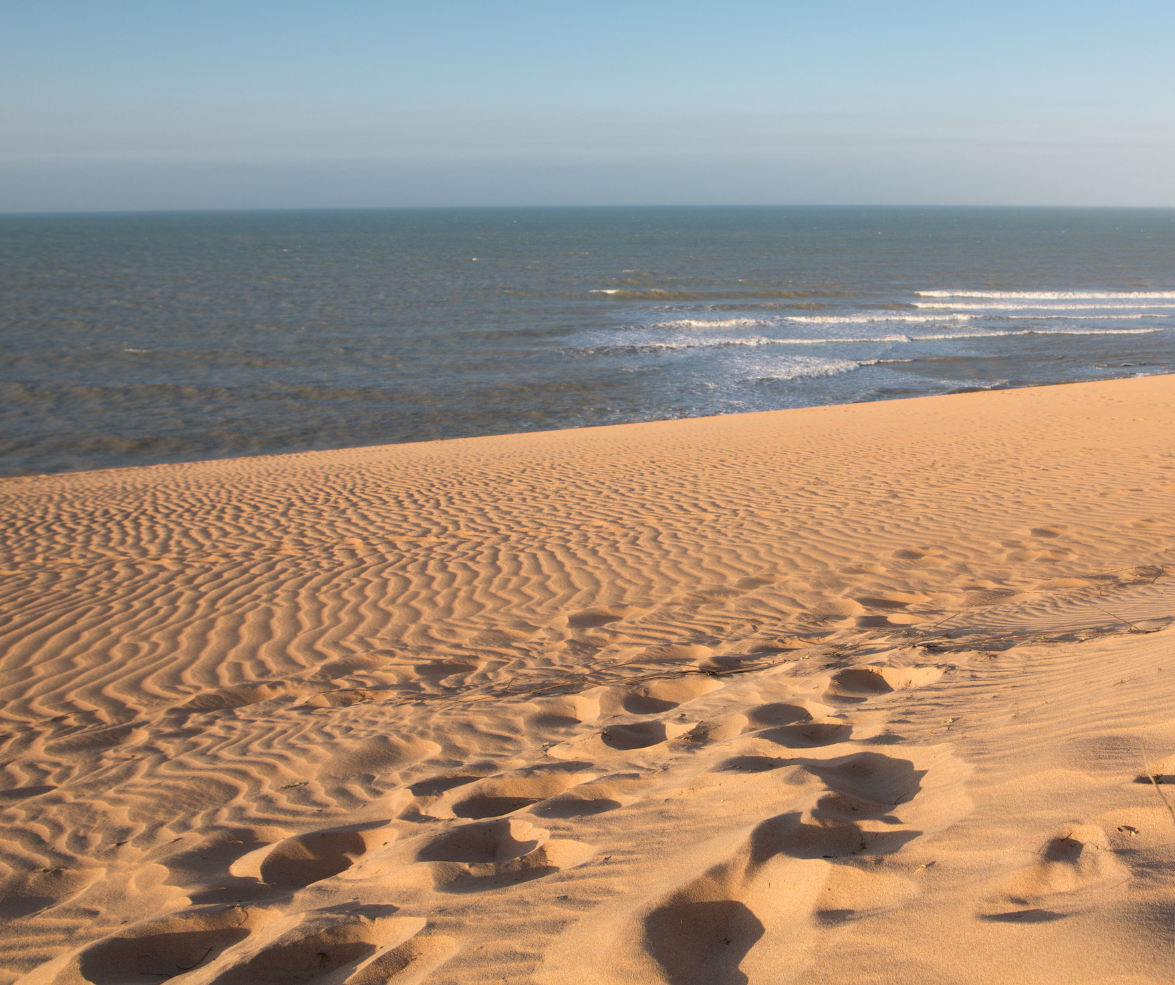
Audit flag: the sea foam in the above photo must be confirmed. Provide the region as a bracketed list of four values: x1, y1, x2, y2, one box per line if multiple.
[919, 290, 1175, 300]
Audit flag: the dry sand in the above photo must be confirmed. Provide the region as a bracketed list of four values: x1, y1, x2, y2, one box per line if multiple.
[2, 375, 1175, 985]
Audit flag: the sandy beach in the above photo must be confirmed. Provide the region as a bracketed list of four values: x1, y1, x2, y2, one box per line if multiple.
[2, 374, 1174, 985]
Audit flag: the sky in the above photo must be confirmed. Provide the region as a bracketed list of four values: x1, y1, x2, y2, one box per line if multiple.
[2, 0, 1174, 212]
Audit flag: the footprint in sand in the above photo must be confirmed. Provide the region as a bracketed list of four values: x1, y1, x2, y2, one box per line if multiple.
[157, 828, 284, 904]
[568, 741, 948, 978]
[63, 907, 266, 985]
[206, 908, 443, 985]
[96, 906, 451, 985]
[524, 693, 603, 729]
[742, 701, 852, 747]
[447, 765, 595, 819]
[601, 721, 677, 751]
[416, 817, 592, 891]
[257, 832, 368, 888]
[417, 818, 541, 865]
[853, 593, 928, 627]
[605, 677, 724, 716]
[747, 803, 922, 861]
[532, 773, 652, 818]
[745, 702, 813, 727]
[543, 752, 927, 985]
[643, 899, 765, 985]
[229, 823, 391, 891]
[979, 823, 1127, 921]
[824, 668, 894, 703]
[528, 677, 723, 737]
[763, 722, 853, 748]
[799, 751, 928, 808]
[548, 718, 691, 759]
[824, 666, 942, 704]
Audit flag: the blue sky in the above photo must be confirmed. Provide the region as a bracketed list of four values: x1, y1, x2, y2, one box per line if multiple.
[2, 1, 1173, 211]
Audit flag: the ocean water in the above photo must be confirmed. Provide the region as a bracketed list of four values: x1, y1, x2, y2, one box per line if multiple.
[2, 206, 1174, 477]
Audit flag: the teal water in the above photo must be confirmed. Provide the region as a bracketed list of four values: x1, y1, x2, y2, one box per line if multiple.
[2, 206, 1174, 477]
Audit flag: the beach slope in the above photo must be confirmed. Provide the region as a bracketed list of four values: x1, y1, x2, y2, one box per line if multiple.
[2, 375, 1174, 984]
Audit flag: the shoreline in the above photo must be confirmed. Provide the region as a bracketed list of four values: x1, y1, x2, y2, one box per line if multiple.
[4, 372, 1171, 485]
[2, 373, 1175, 984]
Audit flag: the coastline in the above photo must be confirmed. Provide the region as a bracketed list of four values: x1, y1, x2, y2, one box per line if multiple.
[2, 374, 1175, 983]
[7, 206, 1175, 482]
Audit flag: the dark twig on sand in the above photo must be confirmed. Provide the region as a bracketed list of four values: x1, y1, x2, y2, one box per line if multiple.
[1085, 598, 1146, 634]
[1141, 746, 1175, 833]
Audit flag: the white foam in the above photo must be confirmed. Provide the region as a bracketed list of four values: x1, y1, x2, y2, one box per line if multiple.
[629, 335, 908, 348]
[762, 327, 1161, 344]
[912, 327, 1161, 341]
[589, 289, 621, 294]
[612, 325, 1162, 355]
[655, 335, 778, 350]
[919, 290, 1175, 300]
[656, 318, 767, 330]
[739, 356, 864, 382]
[914, 302, 1175, 311]
[779, 313, 974, 325]
[767, 334, 912, 345]
[651, 314, 975, 329]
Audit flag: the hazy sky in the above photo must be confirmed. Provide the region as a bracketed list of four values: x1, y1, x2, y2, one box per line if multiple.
[3, 0, 1174, 211]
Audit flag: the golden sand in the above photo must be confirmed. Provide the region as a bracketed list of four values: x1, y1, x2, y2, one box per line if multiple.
[2, 375, 1174, 984]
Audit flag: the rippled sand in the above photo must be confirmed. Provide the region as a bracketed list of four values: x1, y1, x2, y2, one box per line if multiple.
[2, 375, 1175, 984]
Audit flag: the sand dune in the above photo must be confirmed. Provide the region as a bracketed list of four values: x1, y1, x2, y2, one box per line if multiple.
[2, 375, 1174, 984]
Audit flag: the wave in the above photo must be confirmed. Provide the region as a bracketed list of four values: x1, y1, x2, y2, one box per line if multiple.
[763, 334, 912, 345]
[582, 325, 1163, 357]
[582, 336, 782, 355]
[655, 318, 767, 330]
[919, 290, 1175, 300]
[655, 314, 974, 328]
[744, 357, 865, 382]
[591, 335, 907, 355]
[589, 289, 856, 301]
[914, 302, 1175, 311]
[911, 327, 1162, 340]
[648, 313, 1168, 335]
[781, 313, 973, 325]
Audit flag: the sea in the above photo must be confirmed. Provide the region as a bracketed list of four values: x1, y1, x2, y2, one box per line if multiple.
[2, 206, 1174, 477]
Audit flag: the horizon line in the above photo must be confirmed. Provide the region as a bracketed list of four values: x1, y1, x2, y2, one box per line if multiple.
[5, 202, 1175, 219]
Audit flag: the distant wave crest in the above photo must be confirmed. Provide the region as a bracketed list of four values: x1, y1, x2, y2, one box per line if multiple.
[579, 325, 1162, 358]
[919, 290, 1175, 300]
[915, 302, 1175, 311]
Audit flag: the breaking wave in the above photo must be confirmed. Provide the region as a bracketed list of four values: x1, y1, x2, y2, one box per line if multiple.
[919, 290, 1175, 300]
[914, 302, 1175, 311]
[577, 325, 1163, 357]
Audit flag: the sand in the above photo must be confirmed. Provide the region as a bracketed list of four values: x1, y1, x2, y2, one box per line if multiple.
[1, 374, 1174, 985]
